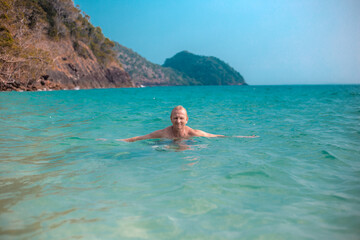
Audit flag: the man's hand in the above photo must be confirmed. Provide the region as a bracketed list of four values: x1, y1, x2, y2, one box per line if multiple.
[117, 138, 135, 142]
[235, 135, 259, 138]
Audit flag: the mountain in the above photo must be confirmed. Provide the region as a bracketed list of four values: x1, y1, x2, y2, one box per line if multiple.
[114, 46, 246, 86]
[0, 0, 133, 91]
[114, 43, 199, 86]
[0, 0, 247, 91]
[163, 51, 246, 85]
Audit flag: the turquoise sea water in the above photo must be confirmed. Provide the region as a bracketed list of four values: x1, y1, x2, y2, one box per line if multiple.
[0, 85, 359, 239]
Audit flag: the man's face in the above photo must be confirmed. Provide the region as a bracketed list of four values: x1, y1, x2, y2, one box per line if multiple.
[171, 109, 188, 129]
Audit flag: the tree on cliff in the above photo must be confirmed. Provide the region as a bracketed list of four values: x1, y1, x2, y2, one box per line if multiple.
[0, 0, 123, 91]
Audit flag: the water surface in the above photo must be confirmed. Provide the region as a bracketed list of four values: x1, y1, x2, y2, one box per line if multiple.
[0, 85, 359, 239]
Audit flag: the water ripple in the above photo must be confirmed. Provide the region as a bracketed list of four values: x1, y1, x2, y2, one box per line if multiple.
[1, 85, 359, 239]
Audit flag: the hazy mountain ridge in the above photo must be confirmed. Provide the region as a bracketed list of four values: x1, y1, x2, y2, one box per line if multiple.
[114, 43, 199, 86]
[114, 45, 246, 86]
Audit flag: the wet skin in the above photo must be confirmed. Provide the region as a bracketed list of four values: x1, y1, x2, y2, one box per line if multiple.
[121, 108, 257, 142]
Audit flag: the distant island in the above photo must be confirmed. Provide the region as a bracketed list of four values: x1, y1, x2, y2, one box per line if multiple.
[163, 51, 246, 86]
[0, 0, 246, 91]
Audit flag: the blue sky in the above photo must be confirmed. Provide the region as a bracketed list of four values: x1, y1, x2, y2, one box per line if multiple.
[74, 0, 359, 85]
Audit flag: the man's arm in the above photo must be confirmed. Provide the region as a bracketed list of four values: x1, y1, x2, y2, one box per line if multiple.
[191, 129, 258, 138]
[191, 129, 225, 138]
[120, 129, 164, 142]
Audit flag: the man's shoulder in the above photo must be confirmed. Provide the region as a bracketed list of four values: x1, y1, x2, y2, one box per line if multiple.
[162, 126, 173, 133]
[150, 126, 172, 138]
[187, 127, 204, 136]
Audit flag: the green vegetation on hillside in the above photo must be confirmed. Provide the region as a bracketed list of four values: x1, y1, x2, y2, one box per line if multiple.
[163, 51, 246, 85]
[114, 44, 246, 86]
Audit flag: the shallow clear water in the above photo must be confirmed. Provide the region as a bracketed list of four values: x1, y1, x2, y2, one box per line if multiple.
[0, 85, 359, 239]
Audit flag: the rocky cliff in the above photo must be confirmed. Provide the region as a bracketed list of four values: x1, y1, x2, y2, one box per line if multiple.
[0, 0, 133, 91]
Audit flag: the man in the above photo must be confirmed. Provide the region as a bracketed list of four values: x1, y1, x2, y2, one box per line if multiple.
[122, 106, 257, 142]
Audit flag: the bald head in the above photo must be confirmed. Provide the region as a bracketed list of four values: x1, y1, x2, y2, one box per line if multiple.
[170, 105, 188, 118]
